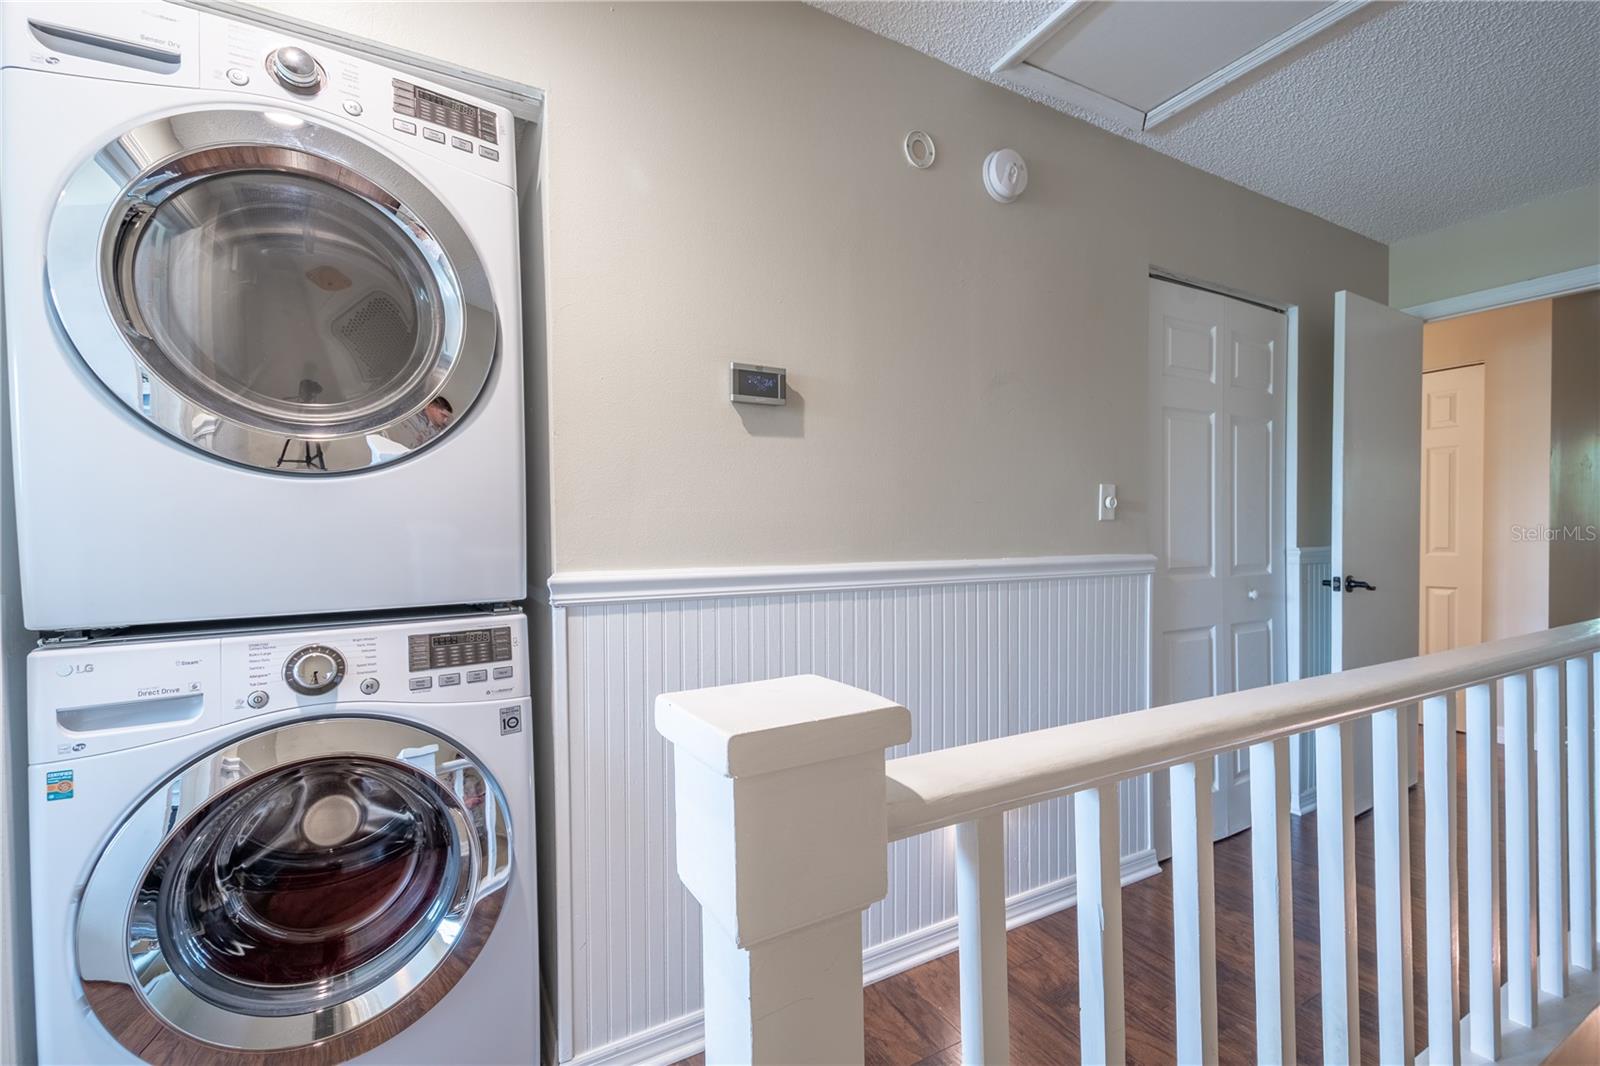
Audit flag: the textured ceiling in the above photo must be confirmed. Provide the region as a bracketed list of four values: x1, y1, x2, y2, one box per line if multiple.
[809, 1, 1600, 243]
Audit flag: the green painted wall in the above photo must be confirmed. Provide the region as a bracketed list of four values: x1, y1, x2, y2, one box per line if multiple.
[1390, 183, 1600, 309]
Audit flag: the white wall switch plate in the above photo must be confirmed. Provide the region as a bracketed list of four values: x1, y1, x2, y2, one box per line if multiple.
[1098, 483, 1118, 521]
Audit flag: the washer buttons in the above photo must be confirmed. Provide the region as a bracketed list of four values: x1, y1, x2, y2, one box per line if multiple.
[360, 678, 380, 695]
[492, 665, 513, 680]
[409, 676, 432, 691]
[466, 668, 488, 683]
[247, 690, 269, 709]
[423, 128, 446, 144]
[393, 118, 417, 135]
[225, 67, 250, 86]
[478, 145, 499, 161]
[341, 99, 363, 116]
[438, 672, 461, 687]
[450, 135, 472, 152]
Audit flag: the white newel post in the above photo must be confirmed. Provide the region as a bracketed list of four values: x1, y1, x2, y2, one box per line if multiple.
[655, 675, 912, 1066]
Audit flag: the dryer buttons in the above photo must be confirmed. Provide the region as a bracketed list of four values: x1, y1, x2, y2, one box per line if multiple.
[246, 690, 269, 709]
[360, 678, 381, 695]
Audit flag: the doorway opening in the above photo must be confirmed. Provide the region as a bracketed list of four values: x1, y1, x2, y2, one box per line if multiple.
[1417, 294, 1600, 681]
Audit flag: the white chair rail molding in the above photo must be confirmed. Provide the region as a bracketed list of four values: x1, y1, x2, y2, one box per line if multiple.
[656, 618, 1600, 1065]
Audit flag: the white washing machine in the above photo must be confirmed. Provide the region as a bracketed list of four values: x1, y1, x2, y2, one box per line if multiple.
[26, 610, 537, 1065]
[1, 3, 526, 631]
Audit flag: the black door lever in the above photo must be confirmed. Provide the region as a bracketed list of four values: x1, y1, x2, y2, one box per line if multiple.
[1344, 575, 1377, 592]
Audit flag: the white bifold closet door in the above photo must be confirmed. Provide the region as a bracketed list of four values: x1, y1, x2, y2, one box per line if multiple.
[1148, 277, 1287, 840]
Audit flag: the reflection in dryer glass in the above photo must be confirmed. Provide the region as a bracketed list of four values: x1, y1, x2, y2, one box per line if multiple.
[127, 171, 443, 433]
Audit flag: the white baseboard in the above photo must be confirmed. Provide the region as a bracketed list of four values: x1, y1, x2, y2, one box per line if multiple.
[565, 848, 1163, 1066]
[863, 847, 1162, 984]
[568, 1013, 707, 1066]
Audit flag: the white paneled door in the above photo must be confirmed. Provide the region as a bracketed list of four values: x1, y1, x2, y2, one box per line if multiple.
[1333, 291, 1424, 811]
[1149, 278, 1287, 840]
[1420, 364, 1486, 730]
[1419, 366, 1485, 652]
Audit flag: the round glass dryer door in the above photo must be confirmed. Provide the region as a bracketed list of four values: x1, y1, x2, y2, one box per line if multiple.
[47, 108, 498, 473]
[77, 719, 512, 1062]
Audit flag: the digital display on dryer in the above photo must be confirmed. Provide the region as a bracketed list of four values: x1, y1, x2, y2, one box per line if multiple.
[408, 627, 512, 671]
[392, 79, 498, 144]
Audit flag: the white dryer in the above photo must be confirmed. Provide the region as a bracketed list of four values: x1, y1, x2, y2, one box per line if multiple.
[26, 610, 536, 1065]
[1, 3, 526, 631]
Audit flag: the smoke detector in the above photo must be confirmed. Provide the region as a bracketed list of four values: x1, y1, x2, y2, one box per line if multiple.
[983, 149, 1028, 203]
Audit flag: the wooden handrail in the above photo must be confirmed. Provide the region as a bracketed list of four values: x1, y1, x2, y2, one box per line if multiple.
[885, 618, 1600, 839]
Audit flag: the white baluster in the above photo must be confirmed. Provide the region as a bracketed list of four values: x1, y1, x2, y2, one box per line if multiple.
[1373, 707, 1416, 1064]
[1316, 721, 1360, 1064]
[1248, 739, 1295, 1065]
[1504, 672, 1537, 1029]
[1423, 694, 1460, 1063]
[1075, 784, 1126, 1066]
[1535, 662, 1568, 997]
[956, 814, 1010, 1066]
[1566, 656, 1594, 972]
[1170, 761, 1218, 1066]
[1465, 683, 1501, 1059]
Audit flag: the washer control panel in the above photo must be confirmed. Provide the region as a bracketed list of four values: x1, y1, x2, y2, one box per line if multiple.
[26, 612, 529, 762]
[408, 626, 513, 672]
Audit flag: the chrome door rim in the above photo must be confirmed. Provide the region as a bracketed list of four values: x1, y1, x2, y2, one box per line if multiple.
[76, 717, 513, 1058]
[46, 106, 498, 474]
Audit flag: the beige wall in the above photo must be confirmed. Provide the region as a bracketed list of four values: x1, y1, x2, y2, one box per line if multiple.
[271, 1, 1386, 571]
[1391, 182, 1600, 310]
[1423, 301, 1553, 640]
[1549, 292, 1600, 627]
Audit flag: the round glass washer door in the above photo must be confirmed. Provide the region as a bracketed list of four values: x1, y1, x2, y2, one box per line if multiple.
[76, 718, 512, 1062]
[46, 108, 498, 474]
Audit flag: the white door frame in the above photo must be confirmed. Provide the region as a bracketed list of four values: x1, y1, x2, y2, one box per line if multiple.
[1147, 267, 1297, 856]
[1401, 264, 1600, 322]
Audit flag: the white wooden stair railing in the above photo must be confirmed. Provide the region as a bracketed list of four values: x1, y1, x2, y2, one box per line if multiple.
[656, 619, 1600, 1066]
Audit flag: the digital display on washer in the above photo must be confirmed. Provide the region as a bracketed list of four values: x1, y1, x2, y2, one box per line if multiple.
[392, 78, 498, 144]
[408, 627, 512, 671]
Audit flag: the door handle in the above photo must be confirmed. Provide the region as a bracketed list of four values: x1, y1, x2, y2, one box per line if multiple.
[1343, 574, 1377, 592]
[1321, 576, 1342, 591]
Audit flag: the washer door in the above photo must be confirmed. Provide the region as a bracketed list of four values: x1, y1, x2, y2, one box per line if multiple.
[47, 107, 497, 473]
[77, 718, 512, 1063]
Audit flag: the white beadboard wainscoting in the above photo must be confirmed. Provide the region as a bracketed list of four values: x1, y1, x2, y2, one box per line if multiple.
[1288, 546, 1333, 812]
[544, 555, 1157, 1066]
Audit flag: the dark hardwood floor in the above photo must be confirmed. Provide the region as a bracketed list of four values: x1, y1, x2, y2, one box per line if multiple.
[679, 733, 1493, 1065]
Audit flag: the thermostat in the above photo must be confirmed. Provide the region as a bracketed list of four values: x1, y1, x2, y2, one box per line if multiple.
[729, 363, 787, 405]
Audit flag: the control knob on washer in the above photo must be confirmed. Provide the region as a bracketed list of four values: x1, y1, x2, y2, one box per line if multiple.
[268, 45, 323, 94]
[284, 644, 345, 695]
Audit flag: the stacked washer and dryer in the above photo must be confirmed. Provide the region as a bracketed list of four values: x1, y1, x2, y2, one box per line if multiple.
[2, 4, 537, 1063]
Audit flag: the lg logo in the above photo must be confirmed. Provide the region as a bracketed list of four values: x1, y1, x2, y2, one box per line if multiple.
[54, 663, 94, 678]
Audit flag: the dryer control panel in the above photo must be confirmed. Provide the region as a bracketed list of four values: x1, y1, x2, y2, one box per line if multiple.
[1, 2, 517, 187]
[26, 612, 530, 763]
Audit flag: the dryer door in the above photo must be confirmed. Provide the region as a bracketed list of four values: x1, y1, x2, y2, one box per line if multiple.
[46, 107, 497, 473]
[77, 717, 512, 1062]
